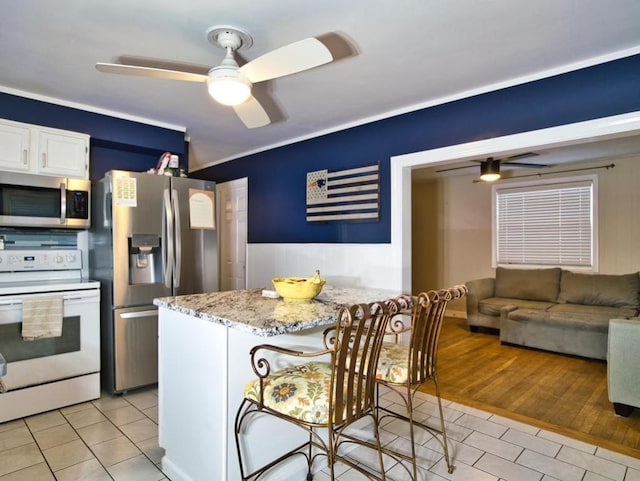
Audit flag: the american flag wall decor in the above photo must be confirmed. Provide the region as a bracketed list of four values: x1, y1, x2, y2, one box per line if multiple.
[306, 163, 380, 222]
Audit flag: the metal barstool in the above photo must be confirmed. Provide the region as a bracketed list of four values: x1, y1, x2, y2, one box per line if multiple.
[235, 301, 395, 480]
[376, 285, 468, 479]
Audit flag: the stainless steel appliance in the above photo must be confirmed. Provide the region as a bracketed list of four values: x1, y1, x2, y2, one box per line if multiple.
[0, 247, 101, 423]
[0, 172, 90, 229]
[90, 170, 218, 393]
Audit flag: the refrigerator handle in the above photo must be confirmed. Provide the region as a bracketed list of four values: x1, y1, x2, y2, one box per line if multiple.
[103, 192, 112, 227]
[171, 189, 182, 289]
[162, 188, 174, 289]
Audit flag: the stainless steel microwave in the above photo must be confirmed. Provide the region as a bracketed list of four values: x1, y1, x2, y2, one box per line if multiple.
[0, 172, 90, 229]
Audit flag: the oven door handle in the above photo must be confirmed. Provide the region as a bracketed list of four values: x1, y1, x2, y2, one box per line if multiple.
[63, 293, 100, 302]
[120, 310, 158, 319]
[0, 293, 99, 306]
[0, 299, 22, 307]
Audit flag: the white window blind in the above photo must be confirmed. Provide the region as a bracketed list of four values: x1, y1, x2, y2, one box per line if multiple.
[494, 179, 594, 268]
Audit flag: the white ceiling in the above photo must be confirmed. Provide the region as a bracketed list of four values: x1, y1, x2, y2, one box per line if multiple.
[2, 1, 639, 172]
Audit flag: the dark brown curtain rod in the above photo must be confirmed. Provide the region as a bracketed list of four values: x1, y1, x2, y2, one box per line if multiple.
[473, 163, 615, 183]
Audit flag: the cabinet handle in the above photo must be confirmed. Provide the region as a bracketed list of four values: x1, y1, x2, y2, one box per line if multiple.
[42, 152, 47, 168]
[23, 149, 28, 165]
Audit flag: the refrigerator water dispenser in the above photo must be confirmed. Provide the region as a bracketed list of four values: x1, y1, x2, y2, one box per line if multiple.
[129, 234, 161, 285]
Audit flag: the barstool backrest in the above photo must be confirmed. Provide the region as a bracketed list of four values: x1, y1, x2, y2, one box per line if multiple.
[409, 285, 468, 384]
[325, 301, 392, 426]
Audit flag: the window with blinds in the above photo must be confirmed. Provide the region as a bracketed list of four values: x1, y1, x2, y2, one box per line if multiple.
[493, 177, 596, 269]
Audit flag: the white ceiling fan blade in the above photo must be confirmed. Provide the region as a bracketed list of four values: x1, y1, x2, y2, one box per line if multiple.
[239, 37, 332, 83]
[233, 96, 271, 128]
[96, 63, 208, 83]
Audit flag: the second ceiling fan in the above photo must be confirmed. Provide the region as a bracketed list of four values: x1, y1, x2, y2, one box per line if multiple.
[436, 153, 548, 181]
[96, 26, 334, 128]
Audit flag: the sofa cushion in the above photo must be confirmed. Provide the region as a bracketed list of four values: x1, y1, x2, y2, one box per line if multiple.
[558, 271, 640, 309]
[479, 297, 556, 316]
[494, 267, 562, 302]
[508, 308, 610, 333]
[548, 303, 638, 319]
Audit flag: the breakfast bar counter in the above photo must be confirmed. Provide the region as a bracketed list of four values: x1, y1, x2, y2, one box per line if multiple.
[154, 286, 399, 481]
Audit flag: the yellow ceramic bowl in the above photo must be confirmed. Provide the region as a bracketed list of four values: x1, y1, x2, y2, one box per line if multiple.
[272, 277, 326, 302]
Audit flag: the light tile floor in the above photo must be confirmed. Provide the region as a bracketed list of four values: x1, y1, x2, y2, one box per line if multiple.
[323, 388, 640, 481]
[0, 387, 166, 481]
[0, 386, 639, 480]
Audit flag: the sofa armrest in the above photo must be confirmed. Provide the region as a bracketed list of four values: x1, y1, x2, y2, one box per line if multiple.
[607, 319, 640, 413]
[465, 278, 495, 325]
[466, 278, 495, 304]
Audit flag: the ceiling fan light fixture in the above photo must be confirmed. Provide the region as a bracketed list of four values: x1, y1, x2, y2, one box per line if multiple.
[96, 25, 334, 128]
[480, 159, 501, 182]
[207, 67, 252, 106]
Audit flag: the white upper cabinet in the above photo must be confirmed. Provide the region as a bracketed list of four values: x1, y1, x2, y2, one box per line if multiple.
[0, 121, 31, 173]
[0, 118, 89, 179]
[37, 129, 89, 178]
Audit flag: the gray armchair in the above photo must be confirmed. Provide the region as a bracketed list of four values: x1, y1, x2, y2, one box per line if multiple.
[607, 319, 640, 416]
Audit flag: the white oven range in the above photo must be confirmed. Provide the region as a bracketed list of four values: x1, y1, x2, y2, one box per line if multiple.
[0, 249, 101, 423]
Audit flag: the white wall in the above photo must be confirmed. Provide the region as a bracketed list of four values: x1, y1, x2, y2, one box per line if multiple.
[246, 243, 397, 290]
[597, 156, 640, 273]
[412, 155, 640, 294]
[412, 173, 493, 292]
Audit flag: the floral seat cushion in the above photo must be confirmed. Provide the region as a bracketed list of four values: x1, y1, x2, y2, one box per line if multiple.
[243, 362, 333, 424]
[376, 342, 410, 384]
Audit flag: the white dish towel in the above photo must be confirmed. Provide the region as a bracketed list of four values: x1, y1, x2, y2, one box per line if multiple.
[21, 296, 64, 340]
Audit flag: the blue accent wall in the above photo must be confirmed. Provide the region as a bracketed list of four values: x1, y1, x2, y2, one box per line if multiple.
[1, 54, 638, 242]
[0, 92, 187, 180]
[193, 54, 640, 244]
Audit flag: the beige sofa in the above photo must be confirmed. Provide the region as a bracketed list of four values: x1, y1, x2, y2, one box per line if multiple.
[466, 267, 640, 360]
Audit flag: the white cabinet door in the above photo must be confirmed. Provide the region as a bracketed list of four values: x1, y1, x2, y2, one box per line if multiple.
[37, 130, 88, 179]
[0, 120, 31, 172]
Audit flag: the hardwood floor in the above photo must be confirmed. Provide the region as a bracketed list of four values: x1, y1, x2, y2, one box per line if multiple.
[419, 316, 640, 459]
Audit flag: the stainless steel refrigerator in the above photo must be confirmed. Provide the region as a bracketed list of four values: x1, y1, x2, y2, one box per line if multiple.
[90, 170, 218, 393]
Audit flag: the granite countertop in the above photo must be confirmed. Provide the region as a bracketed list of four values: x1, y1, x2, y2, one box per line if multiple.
[153, 285, 402, 337]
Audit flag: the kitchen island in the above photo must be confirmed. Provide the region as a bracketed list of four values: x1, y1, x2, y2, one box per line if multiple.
[154, 286, 400, 481]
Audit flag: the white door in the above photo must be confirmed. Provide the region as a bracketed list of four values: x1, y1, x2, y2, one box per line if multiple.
[218, 178, 247, 290]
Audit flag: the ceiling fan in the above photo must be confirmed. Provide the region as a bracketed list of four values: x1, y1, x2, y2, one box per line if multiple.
[435, 153, 548, 181]
[95, 26, 334, 128]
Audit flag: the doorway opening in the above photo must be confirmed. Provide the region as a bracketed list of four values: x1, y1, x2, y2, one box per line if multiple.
[390, 111, 640, 292]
